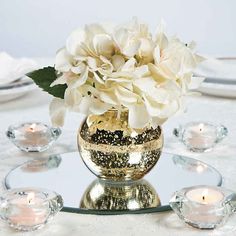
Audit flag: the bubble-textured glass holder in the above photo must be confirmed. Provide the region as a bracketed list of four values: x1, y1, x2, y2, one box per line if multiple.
[170, 185, 236, 229]
[173, 122, 228, 152]
[6, 122, 61, 152]
[0, 188, 63, 231]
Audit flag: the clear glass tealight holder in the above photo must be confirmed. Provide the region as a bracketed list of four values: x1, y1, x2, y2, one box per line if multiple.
[6, 122, 61, 152]
[173, 122, 228, 152]
[170, 185, 236, 229]
[0, 188, 63, 231]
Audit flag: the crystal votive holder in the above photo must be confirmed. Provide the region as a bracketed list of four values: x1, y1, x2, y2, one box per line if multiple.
[0, 188, 63, 231]
[170, 185, 236, 229]
[6, 122, 61, 152]
[173, 122, 228, 152]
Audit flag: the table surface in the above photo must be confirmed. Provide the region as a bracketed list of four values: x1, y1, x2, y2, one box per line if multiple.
[1, 78, 236, 235]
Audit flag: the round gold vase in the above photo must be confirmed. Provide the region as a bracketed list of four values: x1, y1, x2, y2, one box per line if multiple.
[77, 110, 163, 181]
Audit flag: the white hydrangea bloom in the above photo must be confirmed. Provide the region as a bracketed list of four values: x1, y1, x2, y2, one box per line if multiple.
[51, 18, 204, 128]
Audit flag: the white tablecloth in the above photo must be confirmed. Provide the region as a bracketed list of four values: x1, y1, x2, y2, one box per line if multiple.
[1, 87, 236, 236]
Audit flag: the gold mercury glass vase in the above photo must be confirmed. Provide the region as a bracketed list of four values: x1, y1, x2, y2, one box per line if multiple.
[77, 109, 163, 181]
[80, 179, 161, 210]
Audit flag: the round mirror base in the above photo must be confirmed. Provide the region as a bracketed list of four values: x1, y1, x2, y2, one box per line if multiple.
[5, 152, 222, 215]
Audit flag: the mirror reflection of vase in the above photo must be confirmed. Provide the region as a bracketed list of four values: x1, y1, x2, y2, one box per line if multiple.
[80, 179, 161, 211]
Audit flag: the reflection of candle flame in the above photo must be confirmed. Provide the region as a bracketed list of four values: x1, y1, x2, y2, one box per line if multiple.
[196, 165, 204, 173]
[27, 192, 35, 204]
[199, 123, 204, 132]
[29, 124, 37, 132]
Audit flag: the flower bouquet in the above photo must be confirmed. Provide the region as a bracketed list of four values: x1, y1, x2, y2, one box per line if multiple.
[28, 18, 203, 181]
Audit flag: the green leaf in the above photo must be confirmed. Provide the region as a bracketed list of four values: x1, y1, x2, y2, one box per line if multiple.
[27, 67, 67, 99]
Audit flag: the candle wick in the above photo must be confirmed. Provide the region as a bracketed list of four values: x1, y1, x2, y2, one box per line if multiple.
[202, 196, 205, 201]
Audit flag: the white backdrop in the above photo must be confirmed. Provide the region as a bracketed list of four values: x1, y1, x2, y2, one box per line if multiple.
[0, 0, 236, 57]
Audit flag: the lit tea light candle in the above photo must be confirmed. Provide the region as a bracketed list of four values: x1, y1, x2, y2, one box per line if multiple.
[170, 185, 236, 229]
[184, 186, 225, 228]
[6, 122, 61, 152]
[0, 188, 63, 231]
[186, 123, 216, 150]
[186, 187, 224, 204]
[9, 192, 48, 227]
[173, 122, 228, 152]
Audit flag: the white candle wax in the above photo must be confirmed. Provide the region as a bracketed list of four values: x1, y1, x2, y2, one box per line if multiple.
[184, 186, 224, 225]
[186, 187, 224, 204]
[19, 123, 49, 147]
[9, 192, 49, 226]
[185, 123, 216, 150]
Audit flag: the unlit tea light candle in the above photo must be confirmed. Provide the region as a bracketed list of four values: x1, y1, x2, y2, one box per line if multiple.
[6, 122, 61, 152]
[173, 122, 228, 152]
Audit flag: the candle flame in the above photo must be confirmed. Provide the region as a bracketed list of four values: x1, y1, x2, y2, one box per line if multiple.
[199, 123, 204, 132]
[27, 192, 35, 204]
[29, 123, 37, 132]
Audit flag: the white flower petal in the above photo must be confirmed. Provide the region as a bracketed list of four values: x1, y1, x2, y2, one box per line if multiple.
[49, 98, 67, 127]
[121, 58, 136, 71]
[87, 57, 98, 71]
[123, 40, 141, 57]
[73, 96, 91, 114]
[93, 34, 114, 57]
[50, 74, 67, 87]
[94, 72, 105, 84]
[71, 63, 86, 74]
[55, 48, 72, 72]
[113, 28, 129, 50]
[115, 86, 138, 105]
[89, 98, 112, 114]
[134, 65, 149, 78]
[66, 29, 87, 56]
[70, 67, 88, 89]
[138, 38, 154, 61]
[153, 46, 161, 65]
[148, 64, 171, 82]
[99, 89, 118, 105]
[64, 88, 82, 107]
[128, 103, 150, 129]
[188, 76, 205, 90]
[155, 19, 168, 50]
[143, 95, 162, 116]
[111, 55, 125, 71]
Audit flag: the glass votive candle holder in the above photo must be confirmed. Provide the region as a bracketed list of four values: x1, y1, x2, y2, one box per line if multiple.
[173, 122, 228, 152]
[0, 188, 63, 231]
[6, 122, 61, 152]
[170, 185, 236, 229]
